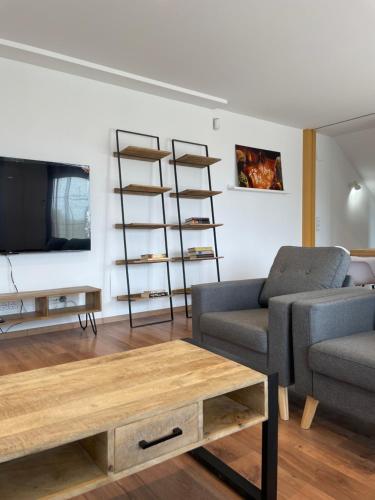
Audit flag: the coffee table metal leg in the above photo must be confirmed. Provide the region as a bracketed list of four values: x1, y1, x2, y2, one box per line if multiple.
[261, 372, 278, 500]
[189, 372, 278, 500]
[190, 447, 262, 499]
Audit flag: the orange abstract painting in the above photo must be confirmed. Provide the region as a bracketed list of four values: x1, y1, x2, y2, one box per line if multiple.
[236, 145, 284, 191]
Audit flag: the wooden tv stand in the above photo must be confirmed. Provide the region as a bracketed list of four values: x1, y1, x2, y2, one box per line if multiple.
[0, 286, 101, 335]
[0, 340, 277, 499]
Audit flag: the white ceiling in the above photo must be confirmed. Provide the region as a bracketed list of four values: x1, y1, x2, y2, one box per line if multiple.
[1, 0, 375, 128]
[318, 115, 375, 138]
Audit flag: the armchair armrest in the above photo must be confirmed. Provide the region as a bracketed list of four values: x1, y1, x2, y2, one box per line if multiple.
[267, 287, 372, 387]
[192, 279, 266, 343]
[292, 290, 375, 396]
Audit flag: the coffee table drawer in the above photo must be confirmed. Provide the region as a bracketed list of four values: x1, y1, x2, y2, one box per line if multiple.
[114, 403, 199, 472]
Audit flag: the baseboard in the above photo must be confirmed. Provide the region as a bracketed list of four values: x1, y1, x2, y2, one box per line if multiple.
[0, 306, 187, 341]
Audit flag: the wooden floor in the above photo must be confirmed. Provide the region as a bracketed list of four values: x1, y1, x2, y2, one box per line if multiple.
[0, 313, 374, 500]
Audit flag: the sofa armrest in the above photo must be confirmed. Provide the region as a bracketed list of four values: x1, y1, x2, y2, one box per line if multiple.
[267, 287, 371, 387]
[192, 279, 266, 343]
[292, 290, 375, 396]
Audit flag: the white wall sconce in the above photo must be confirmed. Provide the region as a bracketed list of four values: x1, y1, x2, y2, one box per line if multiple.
[349, 181, 362, 191]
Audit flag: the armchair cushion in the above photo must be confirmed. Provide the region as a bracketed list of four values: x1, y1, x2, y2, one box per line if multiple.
[309, 331, 375, 393]
[259, 246, 350, 306]
[200, 308, 268, 354]
[192, 279, 265, 344]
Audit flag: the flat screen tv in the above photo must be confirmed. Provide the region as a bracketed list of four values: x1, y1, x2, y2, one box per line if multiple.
[0, 156, 91, 253]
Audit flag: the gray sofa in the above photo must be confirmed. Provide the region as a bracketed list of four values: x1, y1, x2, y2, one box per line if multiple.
[292, 290, 375, 429]
[192, 245, 352, 420]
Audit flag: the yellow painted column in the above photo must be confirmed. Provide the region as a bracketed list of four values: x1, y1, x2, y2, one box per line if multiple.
[302, 129, 316, 247]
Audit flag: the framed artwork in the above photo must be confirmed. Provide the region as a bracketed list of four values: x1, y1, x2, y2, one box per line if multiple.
[235, 144, 284, 191]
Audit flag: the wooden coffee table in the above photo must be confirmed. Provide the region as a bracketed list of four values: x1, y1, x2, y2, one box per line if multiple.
[0, 340, 277, 499]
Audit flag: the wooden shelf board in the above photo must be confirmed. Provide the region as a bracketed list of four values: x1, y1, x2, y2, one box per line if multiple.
[203, 394, 265, 439]
[0, 286, 100, 302]
[116, 258, 170, 265]
[0, 307, 101, 326]
[48, 306, 101, 317]
[115, 223, 171, 230]
[350, 249, 375, 257]
[0, 441, 108, 500]
[169, 154, 220, 168]
[115, 185, 171, 196]
[117, 294, 171, 302]
[170, 189, 222, 199]
[170, 223, 223, 230]
[172, 288, 191, 295]
[114, 146, 171, 162]
[0, 311, 42, 324]
[172, 256, 223, 262]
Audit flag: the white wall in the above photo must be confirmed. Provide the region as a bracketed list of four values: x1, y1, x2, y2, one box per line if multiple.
[0, 57, 302, 330]
[316, 133, 375, 249]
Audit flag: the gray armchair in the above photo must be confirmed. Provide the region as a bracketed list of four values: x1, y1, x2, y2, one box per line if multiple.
[292, 290, 375, 429]
[192, 246, 352, 420]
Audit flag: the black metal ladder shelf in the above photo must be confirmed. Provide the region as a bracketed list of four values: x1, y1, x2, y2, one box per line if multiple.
[114, 129, 174, 328]
[170, 139, 222, 318]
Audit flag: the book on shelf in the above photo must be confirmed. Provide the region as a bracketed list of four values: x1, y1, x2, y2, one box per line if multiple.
[187, 254, 215, 259]
[185, 217, 210, 224]
[127, 290, 169, 299]
[140, 253, 167, 260]
[148, 290, 169, 298]
[188, 250, 214, 255]
[188, 246, 213, 252]
[186, 246, 215, 259]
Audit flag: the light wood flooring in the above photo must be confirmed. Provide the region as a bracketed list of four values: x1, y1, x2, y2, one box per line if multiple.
[0, 313, 373, 500]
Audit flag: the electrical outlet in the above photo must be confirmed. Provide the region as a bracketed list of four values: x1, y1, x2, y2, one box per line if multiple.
[49, 296, 67, 309]
[49, 297, 61, 306]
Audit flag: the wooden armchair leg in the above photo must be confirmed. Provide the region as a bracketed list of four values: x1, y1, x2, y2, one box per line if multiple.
[278, 386, 289, 420]
[301, 396, 319, 429]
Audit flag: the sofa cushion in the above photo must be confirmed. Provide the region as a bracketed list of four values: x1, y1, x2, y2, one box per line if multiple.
[259, 246, 350, 306]
[200, 308, 268, 354]
[309, 331, 375, 393]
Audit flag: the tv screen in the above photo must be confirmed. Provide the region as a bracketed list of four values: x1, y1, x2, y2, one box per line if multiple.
[0, 157, 91, 253]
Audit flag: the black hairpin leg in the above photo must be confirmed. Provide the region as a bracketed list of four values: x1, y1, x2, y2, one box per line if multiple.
[78, 314, 88, 331]
[88, 312, 97, 335]
[78, 313, 97, 336]
[189, 372, 278, 500]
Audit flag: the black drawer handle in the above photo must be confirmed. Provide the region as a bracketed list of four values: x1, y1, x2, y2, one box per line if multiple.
[138, 427, 183, 449]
